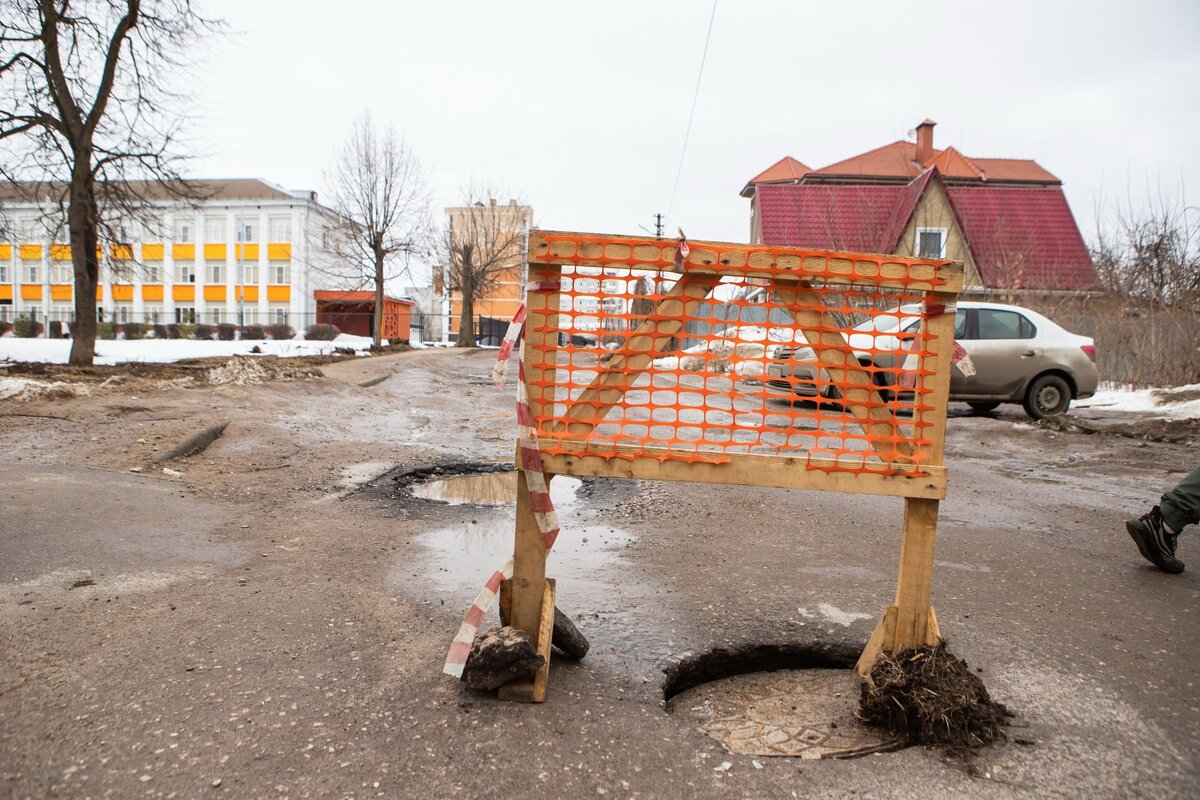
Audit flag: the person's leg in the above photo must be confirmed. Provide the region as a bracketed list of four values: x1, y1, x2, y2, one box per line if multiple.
[1160, 465, 1200, 534]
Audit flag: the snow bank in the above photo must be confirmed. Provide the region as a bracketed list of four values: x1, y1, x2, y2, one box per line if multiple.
[1074, 383, 1200, 419]
[0, 334, 375, 366]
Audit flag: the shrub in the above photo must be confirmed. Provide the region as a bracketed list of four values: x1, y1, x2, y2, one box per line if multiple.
[305, 323, 340, 341]
[268, 323, 294, 340]
[49, 320, 64, 339]
[176, 323, 196, 340]
[123, 322, 145, 340]
[13, 314, 36, 338]
[195, 323, 216, 340]
[153, 324, 169, 339]
[388, 337, 410, 346]
[97, 321, 116, 340]
[0, 322, 11, 336]
[241, 323, 264, 340]
[217, 322, 237, 341]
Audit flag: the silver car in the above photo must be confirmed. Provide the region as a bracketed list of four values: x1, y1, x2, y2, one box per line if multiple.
[764, 301, 1098, 419]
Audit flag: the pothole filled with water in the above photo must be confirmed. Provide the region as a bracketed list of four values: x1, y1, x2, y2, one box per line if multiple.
[664, 645, 904, 759]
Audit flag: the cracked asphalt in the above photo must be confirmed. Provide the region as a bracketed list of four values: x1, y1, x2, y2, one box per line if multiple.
[1, 348, 1197, 798]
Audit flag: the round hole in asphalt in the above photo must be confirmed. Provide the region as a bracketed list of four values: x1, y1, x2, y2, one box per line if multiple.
[664, 644, 905, 759]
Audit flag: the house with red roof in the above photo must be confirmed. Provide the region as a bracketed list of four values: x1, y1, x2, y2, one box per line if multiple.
[741, 120, 1098, 292]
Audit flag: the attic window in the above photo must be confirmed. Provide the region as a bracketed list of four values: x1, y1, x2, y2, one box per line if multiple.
[916, 227, 947, 259]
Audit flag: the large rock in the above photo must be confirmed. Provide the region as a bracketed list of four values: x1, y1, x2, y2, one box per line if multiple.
[462, 627, 544, 691]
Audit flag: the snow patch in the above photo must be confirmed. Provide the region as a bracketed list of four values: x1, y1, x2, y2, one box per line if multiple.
[0, 334, 375, 366]
[1074, 382, 1200, 419]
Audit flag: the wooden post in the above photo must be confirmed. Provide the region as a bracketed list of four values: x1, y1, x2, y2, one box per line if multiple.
[856, 290, 958, 677]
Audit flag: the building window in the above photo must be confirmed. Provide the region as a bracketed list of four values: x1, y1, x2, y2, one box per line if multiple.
[175, 305, 195, 324]
[915, 227, 947, 259]
[143, 304, 163, 324]
[176, 261, 195, 284]
[96, 305, 104, 322]
[0, 262, 8, 282]
[208, 307, 224, 324]
[174, 219, 193, 243]
[240, 262, 259, 285]
[144, 261, 163, 283]
[0, 303, 13, 322]
[51, 263, 72, 284]
[270, 306, 290, 325]
[236, 218, 256, 243]
[24, 263, 39, 283]
[207, 262, 224, 284]
[269, 261, 290, 284]
[115, 304, 131, 324]
[268, 217, 291, 242]
[204, 216, 225, 243]
[50, 304, 72, 322]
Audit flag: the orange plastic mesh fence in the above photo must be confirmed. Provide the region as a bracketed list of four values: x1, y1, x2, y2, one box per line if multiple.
[523, 233, 958, 476]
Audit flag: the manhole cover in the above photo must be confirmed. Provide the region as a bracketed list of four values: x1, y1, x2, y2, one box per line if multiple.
[668, 669, 902, 759]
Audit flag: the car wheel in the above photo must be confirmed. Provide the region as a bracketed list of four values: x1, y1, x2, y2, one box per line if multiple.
[1023, 374, 1071, 419]
[968, 401, 1000, 414]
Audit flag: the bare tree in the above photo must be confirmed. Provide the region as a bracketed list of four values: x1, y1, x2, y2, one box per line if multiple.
[445, 186, 530, 347]
[1093, 194, 1200, 308]
[324, 115, 432, 348]
[0, 0, 221, 365]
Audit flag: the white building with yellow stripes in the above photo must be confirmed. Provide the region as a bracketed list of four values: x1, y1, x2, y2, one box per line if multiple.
[0, 179, 346, 328]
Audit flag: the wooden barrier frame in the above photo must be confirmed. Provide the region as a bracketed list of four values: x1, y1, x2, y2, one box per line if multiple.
[502, 230, 962, 701]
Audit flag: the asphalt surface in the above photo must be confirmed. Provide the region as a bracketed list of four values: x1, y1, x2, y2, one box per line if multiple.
[1, 348, 1197, 799]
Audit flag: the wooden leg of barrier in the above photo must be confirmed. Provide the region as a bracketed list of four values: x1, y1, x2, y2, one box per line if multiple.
[498, 579, 555, 703]
[856, 497, 942, 678]
[499, 470, 553, 702]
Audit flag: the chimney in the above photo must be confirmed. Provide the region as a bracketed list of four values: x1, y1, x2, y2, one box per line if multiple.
[916, 118, 936, 164]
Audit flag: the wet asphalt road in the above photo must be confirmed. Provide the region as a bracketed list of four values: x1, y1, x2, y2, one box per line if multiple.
[0, 348, 1197, 798]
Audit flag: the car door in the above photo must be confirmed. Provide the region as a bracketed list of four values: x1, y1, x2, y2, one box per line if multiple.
[955, 308, 1042, 398]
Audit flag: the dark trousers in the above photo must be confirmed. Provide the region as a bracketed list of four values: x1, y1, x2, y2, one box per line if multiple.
[1162, 465, 1200, 533]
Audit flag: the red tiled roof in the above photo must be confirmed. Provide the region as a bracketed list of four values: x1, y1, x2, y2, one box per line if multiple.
[810, 141, 933, 180]
[756, 183, 904, 252]
[945, 186, 1098, 290]
[923, 147, 985, 180]
[966, 158, 1059, 184]
[757, 173, 1097, 290]
[749, 156, 810, 184]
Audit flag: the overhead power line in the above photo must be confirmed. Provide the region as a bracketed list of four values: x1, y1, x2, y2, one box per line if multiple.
[665, 0, 719, 228]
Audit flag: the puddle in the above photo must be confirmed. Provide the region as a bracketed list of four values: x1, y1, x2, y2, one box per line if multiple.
[411, 519, 634, 603]
[412, 470, 584, 508]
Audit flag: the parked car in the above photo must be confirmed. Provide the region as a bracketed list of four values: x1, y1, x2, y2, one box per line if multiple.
[764, 301, 1098, 419]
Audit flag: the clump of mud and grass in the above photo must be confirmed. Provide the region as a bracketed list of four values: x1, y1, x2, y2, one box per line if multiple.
[858, 642, 1011, 747]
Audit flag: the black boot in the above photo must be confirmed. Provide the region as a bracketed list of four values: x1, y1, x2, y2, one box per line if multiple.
[1126, 505, 1184, 574]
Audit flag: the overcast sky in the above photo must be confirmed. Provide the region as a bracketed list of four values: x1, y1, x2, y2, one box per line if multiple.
[190, 0, 1199, 260]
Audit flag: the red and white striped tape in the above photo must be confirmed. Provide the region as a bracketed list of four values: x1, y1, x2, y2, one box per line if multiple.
[897, 302, 974, 389]
[443, 279, 561, 678]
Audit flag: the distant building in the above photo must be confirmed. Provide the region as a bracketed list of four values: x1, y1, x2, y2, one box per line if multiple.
[741, 120, 1098, 292]
[443, 198, 533, 342]
[0, 178, 384, 330]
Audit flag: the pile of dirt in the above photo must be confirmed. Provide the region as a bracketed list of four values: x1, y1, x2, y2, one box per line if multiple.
[858, 643, 1011, 747]
[1038, 413, 1200, 446]
[206, 356, 324, 385]
[0, 376, 91, 401]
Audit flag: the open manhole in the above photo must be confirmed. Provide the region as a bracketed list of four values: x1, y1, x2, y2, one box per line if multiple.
[664, 644, 903, 759]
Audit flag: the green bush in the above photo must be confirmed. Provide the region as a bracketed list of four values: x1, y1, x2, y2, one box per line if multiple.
[122, 322, 145, 340]
[305, 323, 340, 341]
[97, 321, 116, 340]
[13, 314, 36, 338]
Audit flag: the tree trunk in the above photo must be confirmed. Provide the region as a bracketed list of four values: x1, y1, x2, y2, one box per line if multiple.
[67, 171, 100, 366]
[456, 292, 475, 347]
[373, 249, 385, 348]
